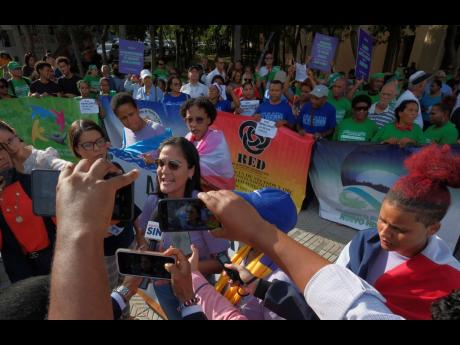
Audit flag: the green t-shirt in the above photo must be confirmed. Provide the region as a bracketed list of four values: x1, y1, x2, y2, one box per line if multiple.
[328, 92, 352, 124]
[333, 118, 378, 142]
[83, 75, 101, 97]
[100, 90, 117, 97]
[424, 122, 459, 145]
[153, 69, 169, 81]
[372, 122, 428, 145]
[8, 78, 30, 98]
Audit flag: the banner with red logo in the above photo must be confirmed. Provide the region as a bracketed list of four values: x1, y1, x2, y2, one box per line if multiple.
[212, 112, 315, 211]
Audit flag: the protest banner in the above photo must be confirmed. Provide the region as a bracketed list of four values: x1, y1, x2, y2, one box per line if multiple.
[119, 39, 145, 75]
[355, 29, 373, 81]
[309, 33, 339, 73]
[309, 140, 460, 251]
[213, 112, 314, 211]
[0, 97, 99, 161]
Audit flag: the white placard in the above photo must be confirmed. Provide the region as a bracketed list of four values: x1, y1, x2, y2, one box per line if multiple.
[79, 98, 99, 114]
[255, 119, 278, 139]
[295, 63, 307, 82]
[239, 100, 260, 116]
[145, 221, 162, 241]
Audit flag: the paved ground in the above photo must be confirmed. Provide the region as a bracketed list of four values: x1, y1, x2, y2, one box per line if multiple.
[0, 198, 358, 319]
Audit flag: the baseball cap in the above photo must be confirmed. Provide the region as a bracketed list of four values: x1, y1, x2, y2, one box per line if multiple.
[234, 188, 297, 233]
[88, 64, 97, 71]
[310, 84, 329, 98]
[140, 69, 152, 80]
[409, 71, 432, 87]
[7, 61, 21, 70]
[327, 72, 345, 87]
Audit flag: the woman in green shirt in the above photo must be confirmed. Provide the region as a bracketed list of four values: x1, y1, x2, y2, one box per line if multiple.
[83, 64, 100, 98]
[333, 94, 378, 142]
[99, 77, 117, 97]
[372, 100, 428, 147]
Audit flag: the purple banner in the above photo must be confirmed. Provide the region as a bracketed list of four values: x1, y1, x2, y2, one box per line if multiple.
[355, 29, 373, 81]
[119, 39, 144, 75]
[309, 33, 339, 72]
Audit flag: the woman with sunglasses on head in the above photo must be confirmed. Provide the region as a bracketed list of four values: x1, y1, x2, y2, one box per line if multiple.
[180, 97, 235, 192]
[0, 78, 15, 100]
[138, 137, 230, 319]
[372, 100, 429, 147]
[333, 95, 378, 142]
[162, 76, 190, 107]
[68, 119, 146, 290]
[0, 121, 68, 175]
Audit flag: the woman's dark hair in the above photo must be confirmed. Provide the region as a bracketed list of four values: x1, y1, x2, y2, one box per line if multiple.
[111, 92, 138, 115]
[431, 289, 460, 320]
[166, 75, 181, 93]
[180, 97, 217, 125]
[300, 79, 314, 90]
[385, 144, 460, 226]
[211, 74, 225, 85]
[68, 119, 108, 158]
[156, 137, 202, 199]
[394, 100, 419, 121]
[242, 81, 254, 89]
[352, 94, 372, 109]
[432, 79, 442, 89]
[34, 61, 51, 73]
[24, 52, 36, 67]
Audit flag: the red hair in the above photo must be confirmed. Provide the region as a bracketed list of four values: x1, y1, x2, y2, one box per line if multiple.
[386, 144, 460, 225]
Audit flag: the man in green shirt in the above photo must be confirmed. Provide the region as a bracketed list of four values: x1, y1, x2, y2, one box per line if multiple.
[328, 73, 352, 125]
[7, 61, 31, 98]
[333, 94, 378, 141]
[153, 58, 169, 82]
[424, 103, 459, 145]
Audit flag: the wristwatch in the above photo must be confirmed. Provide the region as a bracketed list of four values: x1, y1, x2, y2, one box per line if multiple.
[114, 285, 131, 303]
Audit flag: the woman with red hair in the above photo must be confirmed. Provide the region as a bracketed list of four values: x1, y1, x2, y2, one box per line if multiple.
[336, 144, 460, 319]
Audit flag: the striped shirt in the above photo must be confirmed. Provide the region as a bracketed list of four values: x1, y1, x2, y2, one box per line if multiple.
[368, 103, 396, 129]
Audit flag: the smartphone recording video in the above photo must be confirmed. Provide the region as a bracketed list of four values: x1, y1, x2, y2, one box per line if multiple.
[31, 169, 135, 221]
[158, 198, 220, 232]
[116, 249, 176, 280]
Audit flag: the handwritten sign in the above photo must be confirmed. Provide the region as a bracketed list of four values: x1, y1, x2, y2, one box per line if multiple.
[119, 39, 145, 75]
[79, 98, 99, 114]
[255, 118, 278, 139]
[239, 100, 260, 116]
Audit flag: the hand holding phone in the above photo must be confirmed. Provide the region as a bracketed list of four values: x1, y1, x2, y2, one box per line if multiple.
[116, 249, 176, 280]
[216, 252, 244, 284]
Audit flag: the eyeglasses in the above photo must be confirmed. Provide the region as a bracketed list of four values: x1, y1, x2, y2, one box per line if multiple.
[354, 106, 369, 112]
[2, 135, 17, 147]
[185, 116, 205, 124]
[78, 137, 107, 151]
[154, 158, 182, 171]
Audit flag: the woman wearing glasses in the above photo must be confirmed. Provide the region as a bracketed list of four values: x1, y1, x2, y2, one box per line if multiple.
[138, 136, 230, 319]
[162, 76, 190, 107]
[0, 78, 14, 100]
[180, 97, 235, 192]
[333, 95, 378, 142]
[0, 121, 68, 175]
[68, 119, 146, 290]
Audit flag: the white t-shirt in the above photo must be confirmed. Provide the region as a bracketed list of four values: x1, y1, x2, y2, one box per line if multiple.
[206, 68, 226, 86]
[23, 147, 69, 174]
[394, 90, 423, 128]
[180, 82, 209, 99]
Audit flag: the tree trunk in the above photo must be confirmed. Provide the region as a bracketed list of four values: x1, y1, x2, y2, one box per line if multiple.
[68, 26, 84, 76]
[256, 32, 275, 69]
[440, 25, 458, 69]
[149, 25, 156, 70]
[234, 25, 242, 62]
[119, 25, 127, 40]
[20, 25, 35, 56]
[159, 26, 164, 58]
[175, 29, 180, 71]
[383, 26, 401, 72]
[100, 25, 109, 65]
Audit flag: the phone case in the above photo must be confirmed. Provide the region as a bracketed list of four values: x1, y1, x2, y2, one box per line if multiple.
[31, 169, 60, 217]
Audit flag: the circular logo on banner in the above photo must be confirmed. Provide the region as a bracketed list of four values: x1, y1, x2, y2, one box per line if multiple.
[238, 120, 271, 155]
[139, 108, 163, 125]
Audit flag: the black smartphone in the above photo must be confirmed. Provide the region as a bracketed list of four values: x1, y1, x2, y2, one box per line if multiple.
[116, 249, 176, 280]
[157, 198, 220, 232]
[216, 252, 244, 284]
[31, 169, 134, 221]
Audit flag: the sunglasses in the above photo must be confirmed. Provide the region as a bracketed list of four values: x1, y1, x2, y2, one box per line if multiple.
[79, 137, 107, 151]
[185, 116, 205, 124]
[354, 106, 369, 112]
[155, 158, 182, 171]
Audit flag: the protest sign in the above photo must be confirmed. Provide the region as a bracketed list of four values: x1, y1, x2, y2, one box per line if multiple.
[119, 39, 145, 75]
[355, 29, 373, 81]
[309, 33, 339, 72]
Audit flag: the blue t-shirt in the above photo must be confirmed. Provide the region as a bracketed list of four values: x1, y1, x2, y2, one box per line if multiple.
[162, 92, 190, 106]
[298, 102, 337, 134]
[215, 99, 233, 112]
[256, 100, 296, 125]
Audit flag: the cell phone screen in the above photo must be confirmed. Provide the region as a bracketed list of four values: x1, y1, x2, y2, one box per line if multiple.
[31, 169, 60, 217]
[158, 198, 220, 232]
[116, 250, 175, 279]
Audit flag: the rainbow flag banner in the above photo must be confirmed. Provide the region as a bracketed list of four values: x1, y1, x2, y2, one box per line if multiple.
[0, 97, 99, 162]
[212, 112, 315, 211]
